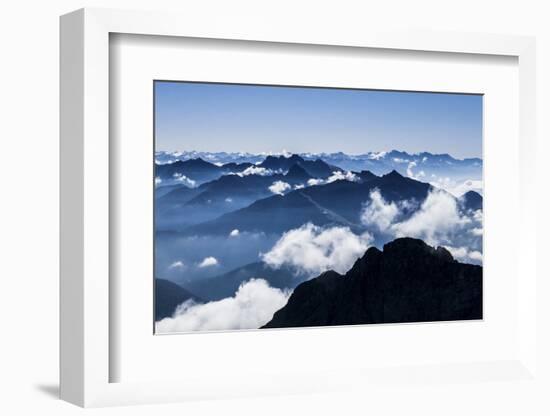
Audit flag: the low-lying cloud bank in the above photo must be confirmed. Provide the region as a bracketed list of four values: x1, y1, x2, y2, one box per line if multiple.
[430, 177, 483, 197]
[155, 279, 290, 332]
[307, 171, 359, 187]
[360, 189, 400, 232]
[360, 188, 483, 264]
[236, 166, 274, 177]
[269, 180, 291, 195]
[390, 189, 471, 246]
[198, 256, 219, 268]
[261, 223, 372, 275]
[172, 172, 197, 188]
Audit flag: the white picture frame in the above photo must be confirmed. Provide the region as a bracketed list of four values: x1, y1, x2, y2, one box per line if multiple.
[60, 7, 538, 407]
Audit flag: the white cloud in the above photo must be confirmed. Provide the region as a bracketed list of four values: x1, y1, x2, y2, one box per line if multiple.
[360, 189, 400, 232]
[307, 178, 324, 186]
[225, 197, 233, 203]
[281, 149, 292, 158]
[368, 151, 387, 160]
[390, 189, 471, 246]
[172, 172, 197, 188]
[168, 261, 185, 269]
[406, 161, 426, 180]
[326, 170, 359, 183]
[294, 184, 305, 190]
[468, 251, 483, 262]
[198, 256, 219, 268]
[155, 177, 162, 186]
[444, 246, 483, 264]
[155, 279, 290, 332]
[470, 227, 483, 236]
[406, 161, 417, 178]
[306, 171, 358, 187]
[444, 246, 468, 260]
[261, 223, 372, 275]
[430, 177, 483, 197]
[360, 189, 482, 264]
[473, 209, 483, 223]
[229, 229, 240, 237]
[236, 166, 273, 177]
[269, 180, 291, 195]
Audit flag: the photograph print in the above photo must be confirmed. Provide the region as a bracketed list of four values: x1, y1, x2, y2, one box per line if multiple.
[154, 81, 483, 333]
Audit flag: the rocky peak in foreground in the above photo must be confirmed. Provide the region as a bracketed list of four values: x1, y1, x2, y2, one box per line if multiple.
[263, 238, 482, 328]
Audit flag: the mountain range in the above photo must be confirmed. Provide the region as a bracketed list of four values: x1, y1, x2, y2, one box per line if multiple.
[155, 150, 484, 329]
[155, 278, 202, 321]
[155, 149, 482, 179]
[180, 169, 439, 236]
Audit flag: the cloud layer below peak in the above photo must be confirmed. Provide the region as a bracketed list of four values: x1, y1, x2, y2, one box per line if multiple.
[155, 279, 290, 332]
[261, 223, 372, 275]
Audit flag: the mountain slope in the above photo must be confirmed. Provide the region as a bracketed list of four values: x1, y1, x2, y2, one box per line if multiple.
[285, 163, 313, 183]
[183, 191, 343, 235]
[155, 158, 224, 184]
[187, 262, 301, 301]
[155, 278, 203, 321]
[460, 190, 483, 211]
[156, 170, 305, 230]
[183, 170, 431, 235]
[263, 237, 482, 328]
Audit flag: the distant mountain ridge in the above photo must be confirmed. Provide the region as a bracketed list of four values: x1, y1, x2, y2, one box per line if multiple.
[181, 169, 434, 236]
[187, 262, 301, 301]
[263, 237, 482, 328]
[155, 150, 482, 192]
[156, 149, 482, 166]
[155, 278, 202, 321]
[460, 190, 483, 211]
[155, 161, 323, 230]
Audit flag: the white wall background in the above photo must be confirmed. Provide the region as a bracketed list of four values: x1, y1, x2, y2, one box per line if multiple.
[0, 0, 548, 414]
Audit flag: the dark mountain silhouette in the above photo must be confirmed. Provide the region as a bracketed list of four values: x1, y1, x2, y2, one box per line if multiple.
[155, 158, 223, 184]
[355, 170, 378, 183]
[155, 158, 260, 185]
[300, 158, 339, 178]
[259, 154, 305, 171]
[460, 190, 483, 211]
[221, 162, 254, 171]
[285, 164, 313, 182]
[155, 278, 202, 321]
[183, 169, 431, 235]
[263, 238, 482, 328]
[187, 262, 301, 301]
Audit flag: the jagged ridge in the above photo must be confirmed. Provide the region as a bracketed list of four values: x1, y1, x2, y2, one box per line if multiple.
[263, 237, 482, 328]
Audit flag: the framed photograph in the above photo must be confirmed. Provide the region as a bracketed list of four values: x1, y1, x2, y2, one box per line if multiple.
[152, 81, 484, 334]
[60, 8, 538, 407]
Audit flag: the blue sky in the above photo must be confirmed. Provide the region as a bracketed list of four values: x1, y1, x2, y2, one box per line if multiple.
[155, 81, 482, 159]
